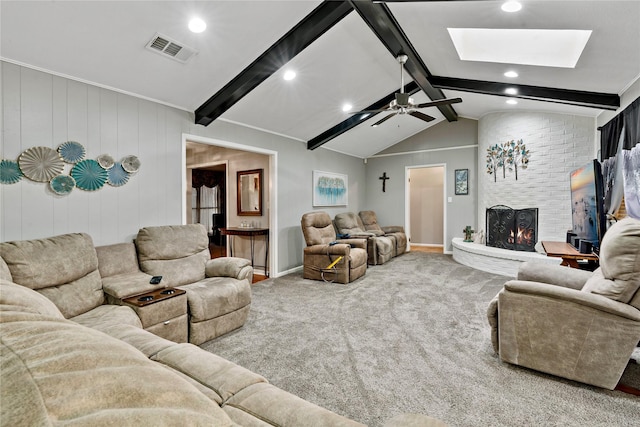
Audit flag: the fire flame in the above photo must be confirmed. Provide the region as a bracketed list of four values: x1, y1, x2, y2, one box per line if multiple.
[508, 227, 535, 246]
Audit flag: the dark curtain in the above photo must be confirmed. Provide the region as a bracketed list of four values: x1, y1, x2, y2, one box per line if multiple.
[600, 96, 640, 220]
[600, 114, 624, 160]
[192, 169, 225, 189]
[622, 97, 640, 149]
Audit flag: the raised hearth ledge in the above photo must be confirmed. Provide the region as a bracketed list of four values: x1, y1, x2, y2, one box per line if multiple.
[452, 237, 561, 277]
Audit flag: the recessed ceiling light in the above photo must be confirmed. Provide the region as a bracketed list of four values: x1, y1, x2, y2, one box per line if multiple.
[342, 103, 353, 113]
[188, 18, 206, 33]
[448, 28, 592, 68]
[283, 70, 296, 81]
[506, 99, 518, 105]
[501, 1, 522, 13]
[505, 87, 518, 95]
[504, 71, 519, 78]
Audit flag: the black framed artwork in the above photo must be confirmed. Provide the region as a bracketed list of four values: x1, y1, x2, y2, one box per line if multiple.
[455, 169, 469, 195]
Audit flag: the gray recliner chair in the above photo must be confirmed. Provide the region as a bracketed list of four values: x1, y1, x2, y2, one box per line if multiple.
[487, 217, 640, 390]
[334, 212, 394, 265]
[359, 210, 408, 256]
[301, 211, 368, 284]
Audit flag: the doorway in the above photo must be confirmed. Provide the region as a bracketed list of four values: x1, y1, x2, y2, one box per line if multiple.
[182, 133, 277, 280]
[191, 163, 227, 258]
[406, 165, 446, 252]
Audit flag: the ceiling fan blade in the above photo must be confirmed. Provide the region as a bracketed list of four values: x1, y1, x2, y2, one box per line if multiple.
[371, 112, 397, 127]
[350, 108, 390, 115]
[409, 111, 435, 123]
[414, 97, 463, 109]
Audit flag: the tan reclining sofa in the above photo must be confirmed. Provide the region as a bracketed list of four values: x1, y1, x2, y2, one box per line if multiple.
[0, 228, 444, 426]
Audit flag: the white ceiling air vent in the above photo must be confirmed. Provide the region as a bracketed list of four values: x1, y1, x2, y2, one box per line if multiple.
[145, 33, 197, 63]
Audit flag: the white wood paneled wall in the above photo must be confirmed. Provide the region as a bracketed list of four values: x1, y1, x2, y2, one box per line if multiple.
[1, 62, 187, 245]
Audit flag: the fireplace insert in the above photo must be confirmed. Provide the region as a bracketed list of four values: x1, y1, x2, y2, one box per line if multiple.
[486, 205, 538, 252]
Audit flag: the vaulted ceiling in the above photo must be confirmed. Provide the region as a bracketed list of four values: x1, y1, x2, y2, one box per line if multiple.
[2, 1, 639, 158]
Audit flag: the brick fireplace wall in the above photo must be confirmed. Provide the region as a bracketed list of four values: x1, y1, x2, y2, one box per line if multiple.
[477, 112, 596, 243]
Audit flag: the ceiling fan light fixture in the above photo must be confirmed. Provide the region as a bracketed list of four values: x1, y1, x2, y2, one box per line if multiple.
[501, 1, 522, 13]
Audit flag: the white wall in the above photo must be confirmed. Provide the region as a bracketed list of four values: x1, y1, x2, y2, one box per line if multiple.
[597, 77, 640, 129]
[409, 166, 444, 245]
[0, 62, 367, 275]
[477, 112, 596, 243]
[366, 118, 478, 252]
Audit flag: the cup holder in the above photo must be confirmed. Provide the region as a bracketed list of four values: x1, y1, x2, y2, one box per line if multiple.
[138, 295, 154, 302]
[160, 289, 175, 295]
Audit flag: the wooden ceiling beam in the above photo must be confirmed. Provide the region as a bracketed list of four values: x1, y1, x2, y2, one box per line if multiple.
[348, 0, 458, 122]
[429, 76, 620, 110]
[307, 82, 420, 150]
[194, 1, 353, 126]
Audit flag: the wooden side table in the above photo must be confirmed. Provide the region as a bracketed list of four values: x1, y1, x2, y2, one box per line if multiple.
[541, 241, 599, 268]
[122, 288, 188, 342]
[221, 227, 269, 277]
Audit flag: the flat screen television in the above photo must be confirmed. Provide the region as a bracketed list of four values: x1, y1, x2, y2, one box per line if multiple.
[570, 159, 606, 253]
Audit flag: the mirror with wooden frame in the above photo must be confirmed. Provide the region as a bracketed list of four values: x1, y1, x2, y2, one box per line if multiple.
[237, 169, 262, 216]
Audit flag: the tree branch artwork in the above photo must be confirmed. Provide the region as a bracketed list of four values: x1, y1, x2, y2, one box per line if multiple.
[504, 139, 530, 180]
[486, 139, 530, 181]
[486, 144, 503, 182]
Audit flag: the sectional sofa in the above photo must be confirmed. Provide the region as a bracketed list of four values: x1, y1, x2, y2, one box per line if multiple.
[0, 226, 444, 426]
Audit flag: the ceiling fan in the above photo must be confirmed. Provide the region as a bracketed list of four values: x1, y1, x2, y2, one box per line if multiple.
[353, 54, 462, 127]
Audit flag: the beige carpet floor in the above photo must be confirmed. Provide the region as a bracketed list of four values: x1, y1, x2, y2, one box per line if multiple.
[202, 252, 640, 427]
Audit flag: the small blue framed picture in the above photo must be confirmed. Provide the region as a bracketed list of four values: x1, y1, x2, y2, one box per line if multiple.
[455, 169, 468, 195]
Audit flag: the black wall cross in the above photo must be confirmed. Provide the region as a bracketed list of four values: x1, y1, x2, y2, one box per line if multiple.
[379, 172, 390, 192]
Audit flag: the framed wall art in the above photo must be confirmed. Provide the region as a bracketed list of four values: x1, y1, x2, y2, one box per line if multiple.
[313, 170, 347, 207]
[455, 169, 469, 195]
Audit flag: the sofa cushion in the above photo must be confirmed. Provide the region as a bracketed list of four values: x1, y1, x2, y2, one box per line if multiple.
[334, 212, 372, 237]
[0, 256, 12, 282]
[178, 277, 252, 321]
[136, 224, 210, 287]
[71, 303, 143, 330]
[224, 382, 365, 427]
[0, 314, 235, 426]
[582, 217, 640, 305]
[96, 242, 140, 277]
[0, 279, 63, 319]
[301, 212, 337, 245]
[358, 210, 386, 236]
[92, 322, 176, 358]
[152, 343, 267, 403]
[0, 233, 104, 317]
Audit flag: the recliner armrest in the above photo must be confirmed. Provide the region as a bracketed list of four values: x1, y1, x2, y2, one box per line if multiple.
[205, 257, 253, 281]
[381, 225, 405, 234]
[517, 262, 591, 290]
[504, 280, 640, 321]
[304, 244, 351, 256]
[338, 238, 368, 250]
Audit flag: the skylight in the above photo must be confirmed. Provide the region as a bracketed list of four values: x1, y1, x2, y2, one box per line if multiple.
[448, 28, 592, 68]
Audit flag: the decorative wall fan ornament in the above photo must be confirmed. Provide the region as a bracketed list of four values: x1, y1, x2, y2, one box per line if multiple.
[97, 154, 115, 170]
[0, 160, 23, 184]
[19, 146, 64, 182]
[121, 155, 141, 173]
[71, 159, 108, 191]
[50, 174, 76, 195]
[58, 141, 86, 163]
[107, 162, 130, 187]
[350, 54, 462, 127]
